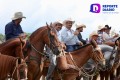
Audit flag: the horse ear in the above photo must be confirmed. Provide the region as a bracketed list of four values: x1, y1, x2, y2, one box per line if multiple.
[16, 57, 22, 64]
[115, 40, 119, 46]
[115, 37, 120, 46]
[91, 39, 98, 48]
[46, 22, 51, 30]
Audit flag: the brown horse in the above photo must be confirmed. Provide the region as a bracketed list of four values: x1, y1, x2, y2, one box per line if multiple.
[27, 23, 60, 80]
[41, 40, 105, 80]
[94, 38, 120, 80]
[109, 38, 120, 80]
[0, 37, 27, 79]
[0, 37, 25, 59]
[0, 54, 21, 80]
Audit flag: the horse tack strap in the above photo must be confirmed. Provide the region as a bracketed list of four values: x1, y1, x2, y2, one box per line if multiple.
[68, 52, 82, 76]
[12, 59, 20, 80]
[31, 44, 45, 56]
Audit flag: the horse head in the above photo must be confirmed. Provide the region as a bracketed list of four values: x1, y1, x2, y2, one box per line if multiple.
[45, 22, 60, 55]
[115, 37, 120, 50]
[90, 39, 106, 70]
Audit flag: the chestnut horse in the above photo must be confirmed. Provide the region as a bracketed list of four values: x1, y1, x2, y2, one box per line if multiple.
[0, 54, 21, 80]
[27, 23, 60, 80]
[108, 37, 120, 80]
[92, 38, 120, 80]
[41, 40, 105, 80]
[0, 37, 25, 59]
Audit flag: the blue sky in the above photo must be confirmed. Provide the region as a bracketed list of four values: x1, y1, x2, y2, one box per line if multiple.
[0, 0, 120, 39]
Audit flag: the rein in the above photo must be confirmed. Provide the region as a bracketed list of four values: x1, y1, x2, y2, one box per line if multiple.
[11, 59, 20, 80]
[31, 44, 45, 56]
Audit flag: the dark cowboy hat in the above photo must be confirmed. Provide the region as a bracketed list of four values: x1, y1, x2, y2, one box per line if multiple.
[105, 25, 111, 29]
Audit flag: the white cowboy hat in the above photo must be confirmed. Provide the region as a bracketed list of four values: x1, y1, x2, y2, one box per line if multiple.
[63, 18, 75, 25]
[52, 20, 63, 27]
[89, 31, 99, 38]
[76, 23, 86, 29]
[12, 12, 26, 20]
[98, 25, 106, 30]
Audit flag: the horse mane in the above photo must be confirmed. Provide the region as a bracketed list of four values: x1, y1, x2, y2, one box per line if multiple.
[0, 38, 21, 48]
[74, 44, 91, 51]
[29, 26, 47, 39]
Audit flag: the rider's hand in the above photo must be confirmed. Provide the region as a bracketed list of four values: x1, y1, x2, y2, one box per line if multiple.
[74, 30, 79, 35]
[79, 41, 83, 46]
[19, 33, 27, 39]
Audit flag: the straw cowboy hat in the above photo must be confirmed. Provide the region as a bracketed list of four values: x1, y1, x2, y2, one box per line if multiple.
[63, 18, 75, 25]
[98, 25, 106, 30]
[89, 31, 99, 38]
[52, 20, 63, 27]
[12, 12, 26, 20]
[76, 23, 86, 29]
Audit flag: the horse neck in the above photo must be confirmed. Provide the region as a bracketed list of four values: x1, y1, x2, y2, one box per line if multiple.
[29, 27, 47, 58]
[99, 45, 113, 61]
[0, 40, 19, 56]
[70, 45, 93, 67]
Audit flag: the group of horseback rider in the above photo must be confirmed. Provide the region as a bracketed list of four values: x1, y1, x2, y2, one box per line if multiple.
[4, 12, 119, 80]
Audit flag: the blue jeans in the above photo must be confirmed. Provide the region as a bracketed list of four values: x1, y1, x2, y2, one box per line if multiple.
[46, 47, 56, 80]
[66, 45, 80, 52]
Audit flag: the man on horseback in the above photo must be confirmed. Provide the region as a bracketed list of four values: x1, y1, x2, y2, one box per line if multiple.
[97, 25, 106, 44]
[5, 12, 27, 79]
[5, 12, 27, 40]
[61, 18, 83, 52]
[76, 23, 86, 45]
[102, 25, 119, 47]
[46, 20, 64, 80]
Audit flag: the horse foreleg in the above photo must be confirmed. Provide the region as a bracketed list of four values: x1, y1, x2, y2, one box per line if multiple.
[27, 61, 41, 80]
[76, 75, 82, 80]
[110, 71, 116, 80]
[93, 73, 99, 80]
[116, 66, 120, 76]
[104, 71, 110, 80]
[62, 73, 78, 80]
[99, 71, 105, 80]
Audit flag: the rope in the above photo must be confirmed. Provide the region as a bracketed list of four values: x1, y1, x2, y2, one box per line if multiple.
[68, 52, 82, 76]
[12, 59, 20, 80]
[68, 52, 98, 77]
[31, 44, 45, 56]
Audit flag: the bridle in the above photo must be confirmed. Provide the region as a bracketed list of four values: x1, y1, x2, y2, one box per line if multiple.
[30, 27, 58, 56]
[29, 26, 59, 79]
[68, 45, 105, 77]
[91, 46, 105, 65]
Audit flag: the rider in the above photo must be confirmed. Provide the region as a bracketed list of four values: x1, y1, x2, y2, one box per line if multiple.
[76, 23, 86, 45]
[46, 20, 64, 80]
[89, 31, 99, 43]
[61, 18, 83, 52]
[102, 25, 119, 47]
[5, 12, 27, 40]
[5, 12, 27, 79]
[97, 25, 106, 44]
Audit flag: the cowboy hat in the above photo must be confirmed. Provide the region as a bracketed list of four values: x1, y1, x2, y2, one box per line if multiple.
[63, 18, 75, 25]
[12, 12, 26, 20]
[98, 25, 106, 30]
[105, 25, 111, 29]
[89, 31, 99, 38]
[52, 20, 63, 27]
[76, 23, 86, 29]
